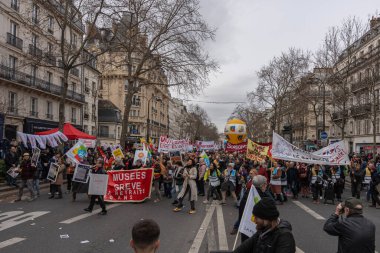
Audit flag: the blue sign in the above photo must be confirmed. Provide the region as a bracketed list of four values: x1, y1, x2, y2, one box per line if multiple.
[320, 131, 328, 140]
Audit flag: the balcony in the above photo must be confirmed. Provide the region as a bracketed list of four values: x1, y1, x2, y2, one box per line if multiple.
[6, 33, 23, 50]
[98, 133, 115, 138]
[70, 68, 79, 77]
[30, 111, 38, 117]
[350, 103, 371, 117]
[7, 107, 18, 115]
[84, 112, 89, 120]
[45, 53, 56, 66]
[351, 78, 370, 93]
[332, 110, 348, 121]
[0, 64, 85, 103]
[11, 2, 19, 11]
[46, 114, 53, 120]
[29, 44, 43, 58]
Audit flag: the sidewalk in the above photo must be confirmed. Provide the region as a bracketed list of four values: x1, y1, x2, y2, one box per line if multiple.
[0, 180, 67, 199]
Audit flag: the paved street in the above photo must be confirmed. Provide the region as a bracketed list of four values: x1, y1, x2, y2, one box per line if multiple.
[0, 186, 379, 253]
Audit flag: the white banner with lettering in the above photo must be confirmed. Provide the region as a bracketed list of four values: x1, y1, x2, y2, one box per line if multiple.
[158, 136, 190, 153]
[196, 141, 215, 150]
[271, 132, 346, 165]
[312, 140, 350, 165]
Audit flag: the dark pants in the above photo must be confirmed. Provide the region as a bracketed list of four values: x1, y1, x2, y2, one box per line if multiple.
[351, 181, 361, 199]
[67, 174, 73, 191]
[51, 184, 62, 197]
[312, 184, 322, 201]
[197, 178, 205, 196]
[164, 182, 172, 198]
[177, 186, 195, 210]
[88, 195, 106, 211]
[206, 185, 222, 201]
[6, 174, 18, 187]
[371, 185, 380, 205]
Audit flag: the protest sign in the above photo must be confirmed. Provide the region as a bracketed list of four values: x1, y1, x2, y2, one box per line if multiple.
[238, 186, 261, 237]
[47, 163, 59, 182]
[112, 148, 124, 159]
[66, 141, 88, 163]
[133, 150, 148, 165]
[225, 142, 247, 153]
[104, 168, 154, 202]
[158, 136, 189, 152]
[31, 147, 41, 164]
[312, 140, 350, 165]
[169, 151, 182, 164]
[196, 141, 215, 150]
[7, 167, 19, 178]
[246, 140, 269, 162]
[72, 163, 91, 183]
[88, 173, 109, 195]
[78, 138, 96, 148]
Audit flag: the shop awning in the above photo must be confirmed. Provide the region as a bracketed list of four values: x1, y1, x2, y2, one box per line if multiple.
[35, 123, 96, 140]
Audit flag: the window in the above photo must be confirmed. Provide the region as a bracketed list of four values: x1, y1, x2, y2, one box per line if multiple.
[84, 125, 88, 133]
[10, 21, 17, 35]
[356, 121, 361, 135]
[71, 107, 76, 123]
[47, 43, 53, 54]
[47, 71, 52, 85]
[377, 118, 380, 134]
[31, 65, 37, 83]
[11, 0, 19, 11]
[47, 16, 54, 33]
[99, 126, 109, 136]
[84, 78, 89, 93]
[92, 126, 96, 136]
[30, 97, 38, 117]
[9, 56, 17, 77]
[72, 82, 76, 92]
[92, 81, 96, 94]
[71, 34, 77, 48]
[8, 91, 17, 112]
[46, 101, 53, 119]
[365, 119, 370, 134]
[350, 122, 354, 133]
[31, 34, 38, 46]
[32, 4, 39, 24]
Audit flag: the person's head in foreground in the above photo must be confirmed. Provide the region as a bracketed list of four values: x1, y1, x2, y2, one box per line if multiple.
[252, 197, 280, 231]
[131, 219, 160, 253]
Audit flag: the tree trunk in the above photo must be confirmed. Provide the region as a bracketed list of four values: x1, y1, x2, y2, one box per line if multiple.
[120, 90, 134, 150]
[59, 69, 69, 131]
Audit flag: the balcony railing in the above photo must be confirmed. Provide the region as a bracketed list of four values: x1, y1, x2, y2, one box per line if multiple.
[332, 110, 348, 120]
[351, 78, 371, 93]
[0, 64, 84, 103]
[98, 133, 115, 138]
[46, 114, 53, 120]
[6, 33, 23, 50]
[30, 111, 38, 117]
[29, 44, 43, 58]
[350, 103, 371, 116]
[70, 67, 79, 77]
[52, 1, 85, 32]
[11, 2, 19, 11]
[7, 107, 18, 115]
[45, 53, 56, 66]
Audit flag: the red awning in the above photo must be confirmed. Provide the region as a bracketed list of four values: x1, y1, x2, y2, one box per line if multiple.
[35, 123, 96, 140]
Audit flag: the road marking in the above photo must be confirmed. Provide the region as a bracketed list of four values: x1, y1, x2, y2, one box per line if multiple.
[59, 204, 121, 224]
[207, 219, 217, 251]
[293, 201, 325, 220]
[188, 204, 216, 253]
[0, 237, 26, 249]
[0, 211, 50, 231]
[216, 205, 228, 250]
[296, 246, 305, 253]
[0, 211, 24, 221]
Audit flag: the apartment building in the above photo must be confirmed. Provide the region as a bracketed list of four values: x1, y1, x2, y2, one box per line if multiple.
[168, 98, 188, 139]
[331, 17, 380, 153]
[0, 0, 99, 140]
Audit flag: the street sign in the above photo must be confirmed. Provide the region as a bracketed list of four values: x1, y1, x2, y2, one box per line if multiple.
[320, 131, 328, 140]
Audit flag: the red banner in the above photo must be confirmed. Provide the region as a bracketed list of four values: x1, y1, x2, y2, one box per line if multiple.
[225, 142, 247, 153]
[104, 168, 153, 202]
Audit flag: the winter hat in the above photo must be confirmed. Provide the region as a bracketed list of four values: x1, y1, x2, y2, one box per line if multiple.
[252, 197, 279, 220]
[344, 197, 363, 210]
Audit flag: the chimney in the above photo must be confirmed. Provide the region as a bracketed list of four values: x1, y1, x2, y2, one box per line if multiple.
[370, 16, 380, 29]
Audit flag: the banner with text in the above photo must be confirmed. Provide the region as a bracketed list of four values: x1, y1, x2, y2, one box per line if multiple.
[104, 168, 154, 202]
[158, 136, 189, 153]
[196, 141, 215, 150]
[246, 139, 269, 162]
[312, 140, 350, 165]
[271, 132, 345, 165]
[225, 142, 247, 153]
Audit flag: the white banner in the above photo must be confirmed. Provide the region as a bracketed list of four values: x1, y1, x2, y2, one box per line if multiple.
[78, 138, 96, 148]
[133, 150, 148, 165]
[271, 132, 340, 165]
[88, 173, 109, 195]
[238, 186, 261, 237]
[158, 136, 190, 152]
[312, 140, 350, 165]
[196, 141, 215, 150]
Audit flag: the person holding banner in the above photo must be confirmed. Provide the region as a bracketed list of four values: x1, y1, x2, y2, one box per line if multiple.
[203, 162, 222, 204]
[270, 161, 284, 205]
[233, 198, 296, 253]
[15, 153, 37, 202]
[173, 158, 198, 214]
[311, 164, 325, 204]
[84, 158, 107, 215]
[49, 157, 65, 199]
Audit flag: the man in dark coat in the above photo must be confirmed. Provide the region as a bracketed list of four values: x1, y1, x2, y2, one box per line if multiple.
[323, 198, 376, 253]
[15, 153, 37, 202]
[234, 197, 296, 253]
[4, 146, 20, 187]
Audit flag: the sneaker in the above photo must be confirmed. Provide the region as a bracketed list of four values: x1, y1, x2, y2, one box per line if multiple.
[84, 208, 92, 213]
[99, 210, 107, 215]
[230, 228, 238, 235]
[173, 207, 182, 212]
[203, 200, 209, 204]
[189, 210, 196, 214]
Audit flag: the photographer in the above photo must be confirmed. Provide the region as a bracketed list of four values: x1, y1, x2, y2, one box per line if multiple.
[323, 198, 375, 253]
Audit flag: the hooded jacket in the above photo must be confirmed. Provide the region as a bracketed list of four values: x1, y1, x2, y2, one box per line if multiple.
[323, 213, 375, 253]
[234, 219, 296, 253]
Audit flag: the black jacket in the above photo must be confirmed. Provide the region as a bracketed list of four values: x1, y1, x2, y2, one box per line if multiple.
[234, 220, 296, 253]
[323, 213, 375, 253]
[5, 152, 19, 168]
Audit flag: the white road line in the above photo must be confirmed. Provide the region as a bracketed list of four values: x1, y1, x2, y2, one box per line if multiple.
[59, 204, 121, 224]
[216, 205, 228, 250]
[188, 204, 216, 253]
[296, 246, 305, 253]
[0, 237, 26, 249]
[293, 201, 325, 220]
[207, 219, 217, 251]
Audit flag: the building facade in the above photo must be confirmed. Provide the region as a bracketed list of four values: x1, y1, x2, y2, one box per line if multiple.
[168, 98, 188, 139]
[98, 99, 121, 145]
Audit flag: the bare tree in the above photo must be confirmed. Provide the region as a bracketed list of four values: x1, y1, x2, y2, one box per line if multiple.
[96, 0, 218, 148]
[184, 104, 218, 141]
[251, 48, 310, 133]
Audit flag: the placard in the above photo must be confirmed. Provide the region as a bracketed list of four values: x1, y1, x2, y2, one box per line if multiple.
[47, 163, 59, 182]
[112, 148, 124, 159]
[73, 163, 91, 183]
[169, 151, 182, 164]
[133, 150, 148, 165]
[65, 141, 88, 163]
[88, 173, 109, 195]
[7, 167, 19, 178]
[31, 147, 41, 164]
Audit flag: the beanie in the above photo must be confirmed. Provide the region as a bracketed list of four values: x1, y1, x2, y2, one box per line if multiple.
[252, 197, 279, 220]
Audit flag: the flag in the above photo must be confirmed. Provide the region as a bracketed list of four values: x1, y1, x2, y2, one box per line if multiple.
[246, 139, 269, 162]
[238, 186, 261, 237]
[200, 151, 210, 167]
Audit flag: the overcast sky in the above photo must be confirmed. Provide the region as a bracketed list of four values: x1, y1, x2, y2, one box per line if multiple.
[178, 0, 379, 133]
